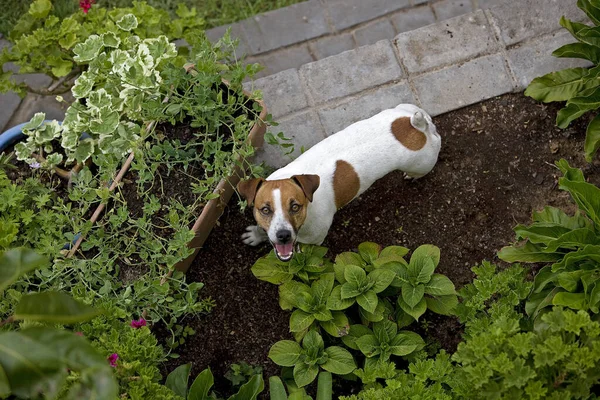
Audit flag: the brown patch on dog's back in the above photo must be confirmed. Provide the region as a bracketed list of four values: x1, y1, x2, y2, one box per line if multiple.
[391, 117, 427, 150]
[333, 160, 360, 209]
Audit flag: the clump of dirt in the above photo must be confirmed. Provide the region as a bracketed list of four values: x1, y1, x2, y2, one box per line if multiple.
[160, 93, 600, 397]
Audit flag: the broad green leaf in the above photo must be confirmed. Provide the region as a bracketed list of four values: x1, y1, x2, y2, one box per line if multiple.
[552, 42, 600, 64]
[316, 372, 332, 400]
[379, 245, 409, 259]
[355, 335, 380, 358]
[525, 67, 593, 102]
[268, 377, 287, 400]
[397, 296, 427, 321]
[22, 113, 45, 131]
[424, 274, 456, 296]
[526, 288, 564, 317]
[73, 139, 94, 163]
[165, 363, 191, 398]
[356, 290, 378, 313]
[29, 0, 51, 18]
[589, 282, 600, 313]
[402, 283, 425, 308]
[373, 320, 397, 344]
[334, 252, 365, 269]
[326, 285, 355, 310]
[312, 273, 334, 305]
[48, 56, 72, 78]
[116, 14, 139, 31]
[228, 374, 264, 400]
[344, 264, 367, 287]
[557, 102, 592, 128]
[290, 310, 316, 332]
[552, 292, 587, 309]
[14, 291, 100, 324]
[557, 270, 585, 292]
[320, 311, 350, 337]
[554, 244, 600, 271]
[313, 307, 333, 322]
[545, 228, 600, 251]
[321, 347, 356, 375]
[497, 241, 563, 263]
[390, 331, 425, 356]
[252, 258, 291, 284]
[532, 206, 590, 229]
[408, 245, 440, 284]
[532, 265, 558, 293]
[556, 158, 586, 182]
[425, 295, 458, 316]
[585, 113, 600, 161]
[293, 363, 319, 387]
[89, 110, 119, 136]
[302, 331, 324, 353]
[279, 281, 309, 311]
[341, 325, 372, 351]
[102, 32, 121, 48]
[558, 176, 600, 226]
[189, 368, 214, 400]
[269, 341, 302, 367]
[340, 282, 363, 299]
[514, 223, 574, 244]
[577, 0, 600, 25]
[73, 35, 104, 63]
[358, 242, 381, 264]
[359, 298, 386, 323]
[0, 248, 48, 292]
[0, 368, 8, 398]
[369, 268, 396, 293]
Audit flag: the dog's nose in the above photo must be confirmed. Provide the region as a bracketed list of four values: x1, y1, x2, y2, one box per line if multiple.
[276, 230, 292, 243]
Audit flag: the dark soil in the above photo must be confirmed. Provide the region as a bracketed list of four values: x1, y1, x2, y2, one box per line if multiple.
[160, 93, 600, 397]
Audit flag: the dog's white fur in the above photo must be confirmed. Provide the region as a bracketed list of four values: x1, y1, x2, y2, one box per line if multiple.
[242, 103, 441, 248]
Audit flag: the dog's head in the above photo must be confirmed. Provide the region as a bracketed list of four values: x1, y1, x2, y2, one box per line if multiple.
[237, 175, 320, 261]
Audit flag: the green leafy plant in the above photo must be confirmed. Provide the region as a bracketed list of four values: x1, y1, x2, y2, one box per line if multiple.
[269, 371, 332, 400]
[225, 361, 263, 387]
[499, 160, 600, 317]
[252, 244, 332, 284]
[524, 0, 600, 161]
[269, 330, 356, 387]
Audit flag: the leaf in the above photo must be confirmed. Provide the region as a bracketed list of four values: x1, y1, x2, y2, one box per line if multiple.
[165, 363, 191, 398]
[497, 241, 563, 263]
[379, 245, 409, 259]
[316, 371, 332, 400]
[373, 320, 397, 344]
[49, 57, 73, 78]
[356, 290, 378, 313]
[524, 67, 594, 102]
[321, 347, 356, 375]
[279, 281, 310, 310]
[577, 0, 600, 25]
[290, 310, 316, 333]
[0, 248, 48, 292]
[302, 331, 324, 353]
[368, 269, 396, 293]
[293, 363, 319, 387]
[29, 0, 51, 19]
[557, 271, 585, 292]
[408, 245, 440, 283]
[390, 331, 425, 356]
[514, 223, 574, 244]
[73, 35, 104, 63]
[269, 341, 302, 367]
[320, 311, 350, 337]
[355, 334, 380, 358]
[545, 228, 600, 251]
[402, 283, 425, 308]
[585, 113, 600, 161]
[14, 292, 100, 324]
[552, 292, 587, 310]
[558, 175, 600, 226]
[268, 376, 287, 400]
[116, 14, 139, 31]
[358, 242, 381, 264]
[552, 42, 600, 64]
[532, 265, 558, 293]
[341, 325, 372, 351]
[397, 296, 427, 321]
[344, 264, 367, 287]
[424, 274, 456, 296]
[426, 295, 458, 316]
[89, 110, 119, 136]
[340, 283, 363, 299]
[228, 374, 264, 400]
[526, 287, 564, 317]
[326, 285, 355, 310]
[311, 273, 334, 305]
[189, 368, 214, 400]
[252, 257, 291, 285]
[532, 206, 590, 229]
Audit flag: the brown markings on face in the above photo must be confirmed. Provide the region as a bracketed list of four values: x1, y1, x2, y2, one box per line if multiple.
[333, 160, 360, 209]
[391, 117, 427, 150]
[253, 179, 310, 234]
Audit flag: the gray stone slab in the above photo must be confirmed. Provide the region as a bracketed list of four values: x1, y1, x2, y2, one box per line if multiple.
[508, 31, 593, 90]
[353, 19, 397, 47]
[250, 45, 314, 78]
[0, 92, 22, 132]
[309, 33, 356, 60]
[432, 0, 473, 20]
[323, 0, 411, 30]
[6, 94, 68, 129]
[476, 0, 510, 9]
[390, 6, 436, 34]
[487, 0, 582, 46]
[412, 0, 429, 4]
[394, 10, 498, 74]
[255, 110, 327, 168]
[242, 0, 331, 54]
[318, 83, 416, 135]
[300, 40, 404, 104]
[243, 69, 309, 119]
[205, 23, 250, 56]
[413, 54, 515, 116]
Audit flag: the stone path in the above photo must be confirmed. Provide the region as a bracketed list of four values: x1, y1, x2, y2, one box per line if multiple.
[0, 0, 590, 169]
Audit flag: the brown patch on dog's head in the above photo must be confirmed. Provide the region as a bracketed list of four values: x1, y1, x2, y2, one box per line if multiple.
[237, 178, 264, 205]
[333, 160, 360, 209]
[391, 116, 427, 150]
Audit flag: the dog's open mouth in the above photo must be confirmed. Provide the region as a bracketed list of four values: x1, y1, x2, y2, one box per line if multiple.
[273, 242, 295, 262]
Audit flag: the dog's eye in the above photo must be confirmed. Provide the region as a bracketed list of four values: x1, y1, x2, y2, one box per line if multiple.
[260, 207, 271, 215]
[290, 204, 301, 213]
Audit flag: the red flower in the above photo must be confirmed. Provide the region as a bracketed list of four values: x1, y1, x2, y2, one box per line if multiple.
[107, 353, 119, 367]
[130, 317, 147, 329]
[74, 331, 83, 336]
[79, 0, 94, 13]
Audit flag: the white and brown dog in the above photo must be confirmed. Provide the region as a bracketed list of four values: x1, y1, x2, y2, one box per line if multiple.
[237, 104, 441, 261]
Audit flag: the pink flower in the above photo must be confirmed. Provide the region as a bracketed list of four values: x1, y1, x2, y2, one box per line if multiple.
[79, 0, 94, 13]
[107, 353, 119, 367]
[130, 317, 147, 329]
[74, 331, 83, 336]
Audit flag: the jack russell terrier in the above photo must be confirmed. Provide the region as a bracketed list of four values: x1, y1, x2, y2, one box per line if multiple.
[237, 104, 441, 262]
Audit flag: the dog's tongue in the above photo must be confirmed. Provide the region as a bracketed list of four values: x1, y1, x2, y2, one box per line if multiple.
[275, 243, 294, 259]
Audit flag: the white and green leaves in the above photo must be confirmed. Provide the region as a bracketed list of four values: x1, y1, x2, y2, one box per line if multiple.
[252, 245, 332, 285]
[269, 331, 356, 387]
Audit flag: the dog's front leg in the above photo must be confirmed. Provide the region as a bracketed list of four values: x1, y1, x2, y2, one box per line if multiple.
[241, 225, 268, 246]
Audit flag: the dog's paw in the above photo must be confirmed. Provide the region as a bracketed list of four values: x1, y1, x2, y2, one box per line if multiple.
[242, 225, 267, 246]
[404, 172, 424, 181]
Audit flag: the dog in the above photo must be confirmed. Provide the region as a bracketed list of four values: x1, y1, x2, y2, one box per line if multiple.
[237, 104, 441, 261]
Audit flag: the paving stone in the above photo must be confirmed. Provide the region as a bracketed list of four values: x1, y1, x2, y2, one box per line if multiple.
[309, 33, 355, 60]
[243, 69, 308, 119]
[6, 94, 68, 129]
[413, 54, 515, 116]
[412, 0, 429, 4]
[205, 23, 250, 56]
[318, 83, 416, 135]
[390, 6, 436, 34]
[432, 0, 473, 20]
[250, 44, 314, 78]
[395, 10, 498, 74]
[242, 0, 331, 54]
[508, 31, 593, 90]
[255, 110, 327, 168]
[323, 0, 411, 30]
[476, 0, 510, 9]
[0, 92, 22, 132]
[353, 19, 397, 47]
[300, 40, 404, 104]
[487, 0, 582, 46]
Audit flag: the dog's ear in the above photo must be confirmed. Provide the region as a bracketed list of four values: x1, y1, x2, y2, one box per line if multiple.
[237, 178, 264, 205]
[292, 174, 320, 202]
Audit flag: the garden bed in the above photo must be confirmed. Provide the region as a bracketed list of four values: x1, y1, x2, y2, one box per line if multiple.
[158, 92, 600, 396]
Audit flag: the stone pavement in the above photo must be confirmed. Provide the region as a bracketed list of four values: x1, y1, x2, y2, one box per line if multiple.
[0, 0, 590, 169]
